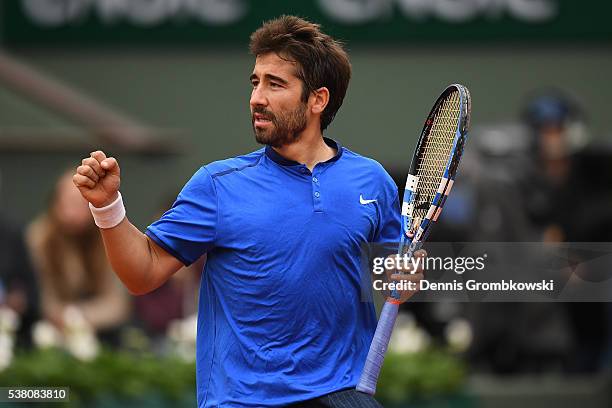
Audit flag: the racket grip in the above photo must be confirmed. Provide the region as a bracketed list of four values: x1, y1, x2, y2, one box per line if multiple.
[357, 301, 399, 395]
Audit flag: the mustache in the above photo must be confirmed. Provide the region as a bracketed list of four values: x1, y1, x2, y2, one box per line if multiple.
[251, 107, 275, 121]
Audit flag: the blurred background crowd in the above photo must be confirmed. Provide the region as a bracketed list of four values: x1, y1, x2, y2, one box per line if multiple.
[0, 0, 611, 406]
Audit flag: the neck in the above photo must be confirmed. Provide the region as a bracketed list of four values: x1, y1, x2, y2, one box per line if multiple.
[273, 127, 335, 171]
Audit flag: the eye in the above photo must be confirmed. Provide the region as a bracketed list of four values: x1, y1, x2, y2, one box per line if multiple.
[251, 79, 259, 88]
[270, 82, 282, 89]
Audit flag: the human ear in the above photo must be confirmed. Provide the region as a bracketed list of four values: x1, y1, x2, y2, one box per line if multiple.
[310, 87, 329, 115]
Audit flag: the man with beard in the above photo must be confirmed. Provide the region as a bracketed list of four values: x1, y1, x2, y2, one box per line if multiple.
[73, 15, 423, 408]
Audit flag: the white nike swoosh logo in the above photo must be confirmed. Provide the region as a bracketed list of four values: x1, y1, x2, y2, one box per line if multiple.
[360, 195, 377, 205]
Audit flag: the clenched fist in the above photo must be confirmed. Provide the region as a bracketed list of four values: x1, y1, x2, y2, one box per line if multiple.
[73, 151, 121, 208]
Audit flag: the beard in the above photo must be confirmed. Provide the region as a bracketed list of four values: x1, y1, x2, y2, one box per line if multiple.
[252, 103, 308, 148]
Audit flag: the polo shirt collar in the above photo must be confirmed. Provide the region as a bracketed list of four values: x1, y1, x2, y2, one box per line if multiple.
[265, 137, 343, 167]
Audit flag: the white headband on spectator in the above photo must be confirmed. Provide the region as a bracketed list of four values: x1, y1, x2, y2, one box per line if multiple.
[89, 192, 126, 229]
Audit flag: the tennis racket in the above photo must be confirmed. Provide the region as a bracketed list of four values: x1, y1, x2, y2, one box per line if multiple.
[357, 83, 471, 395]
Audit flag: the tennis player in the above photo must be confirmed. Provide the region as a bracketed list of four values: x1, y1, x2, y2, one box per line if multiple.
[74, 15, 424, 408]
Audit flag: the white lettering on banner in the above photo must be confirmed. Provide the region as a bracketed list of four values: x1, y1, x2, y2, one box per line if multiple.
[126, 0, 170, 25]
[508, 0, 557, 22]
[22, 0, 248, 26]
[23, 0, 89, 26]
[320, 0, 557, 24]
[96, 0, 128, 23]
[429, 0, 483, 23]
[317, 0, 393, 24]
[20, 0, 558, 27]
[192, 0, 247, 24]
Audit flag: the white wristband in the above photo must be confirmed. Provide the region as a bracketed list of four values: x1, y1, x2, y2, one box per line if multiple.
[88, 192, 126, 229]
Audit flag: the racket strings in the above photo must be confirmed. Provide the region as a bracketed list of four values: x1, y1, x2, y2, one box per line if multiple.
[412, 91, 461, 224]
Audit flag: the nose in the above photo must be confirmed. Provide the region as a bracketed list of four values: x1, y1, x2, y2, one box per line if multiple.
[250, 85, 268, 109]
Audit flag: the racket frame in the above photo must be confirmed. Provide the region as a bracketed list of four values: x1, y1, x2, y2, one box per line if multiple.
[357, 83, 471, 395]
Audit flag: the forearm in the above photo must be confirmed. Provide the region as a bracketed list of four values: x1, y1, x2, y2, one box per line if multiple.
[99, 218, 163, 295]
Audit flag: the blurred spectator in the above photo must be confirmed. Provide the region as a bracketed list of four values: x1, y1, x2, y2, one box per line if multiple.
[132, 258, 201, 341]
[132, 194, 201, 349]
[523, 91, 609, 373]
[25, 170, 130, 344]
[0, 215, 39, 348]
[462, 90, 610, 374]
[521, 90, 589, 242]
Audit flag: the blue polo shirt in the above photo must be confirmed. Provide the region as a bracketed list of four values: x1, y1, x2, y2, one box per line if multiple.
[146, 138, 400, 407]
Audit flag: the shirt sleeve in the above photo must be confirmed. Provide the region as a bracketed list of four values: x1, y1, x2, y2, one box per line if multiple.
[146, 167, 217, 266]
[373, 173, 401, 244]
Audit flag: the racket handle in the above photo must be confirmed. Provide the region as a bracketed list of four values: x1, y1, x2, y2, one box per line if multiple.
[357, 300, 399, 395]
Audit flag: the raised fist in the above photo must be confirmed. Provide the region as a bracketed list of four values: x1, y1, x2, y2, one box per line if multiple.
[73, 151, 121, 208]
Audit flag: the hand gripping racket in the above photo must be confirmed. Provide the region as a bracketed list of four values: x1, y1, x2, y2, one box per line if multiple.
[357, 84, 471, 395]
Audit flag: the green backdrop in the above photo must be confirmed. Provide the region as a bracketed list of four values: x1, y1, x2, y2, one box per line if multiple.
[1, 46, 611, 227]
